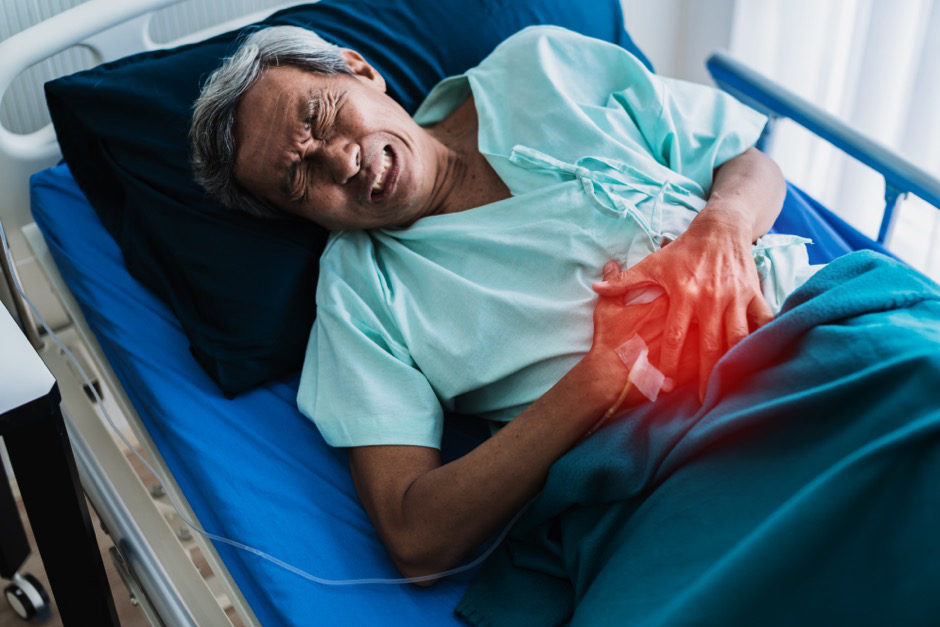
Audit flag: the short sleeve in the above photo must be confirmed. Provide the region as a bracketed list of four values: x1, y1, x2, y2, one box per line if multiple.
[297, 237, 444, 449]
[610, 67, 768, 194]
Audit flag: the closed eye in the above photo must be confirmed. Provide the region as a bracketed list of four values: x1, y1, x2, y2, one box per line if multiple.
[303, 95, 320, 135]
[285, 90, 347, 202]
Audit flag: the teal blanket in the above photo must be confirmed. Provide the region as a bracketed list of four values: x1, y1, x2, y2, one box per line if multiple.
[457, 251, 940, 626]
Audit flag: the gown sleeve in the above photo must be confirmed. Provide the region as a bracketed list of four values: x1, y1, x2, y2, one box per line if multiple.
[297, 234, 445, 449]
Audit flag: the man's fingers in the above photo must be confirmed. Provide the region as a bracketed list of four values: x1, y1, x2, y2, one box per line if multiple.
[602, 260, 621, 282]
[697, 302, 724, 402]
[593, 263, 652, 296]
[747, 295, 775, 331]
[658, 298, 692, 381]
[724, 297, 750, 352]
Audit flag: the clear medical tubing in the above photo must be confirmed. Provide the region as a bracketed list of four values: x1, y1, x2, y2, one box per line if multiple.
[0, 219, 526, 586]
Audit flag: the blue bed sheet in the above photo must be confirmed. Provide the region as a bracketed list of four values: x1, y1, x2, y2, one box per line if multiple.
[770, 182, 896, 264]
[29, 163, 886, 625]
[30, 163, 484, 626]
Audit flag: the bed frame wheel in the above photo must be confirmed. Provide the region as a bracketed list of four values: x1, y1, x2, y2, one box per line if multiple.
[4, 572, 51, 622]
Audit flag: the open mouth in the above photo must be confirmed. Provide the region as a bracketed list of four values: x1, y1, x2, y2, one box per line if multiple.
[370, 146, 398, 202]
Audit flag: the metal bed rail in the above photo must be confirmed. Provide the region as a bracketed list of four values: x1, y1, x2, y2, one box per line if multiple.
[0, 1, 299, 623]
[707, 50, 940, 245]
[22, 223, 256, 625]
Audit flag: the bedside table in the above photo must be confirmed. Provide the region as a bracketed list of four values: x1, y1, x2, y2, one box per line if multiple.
[0, 303, 119, 624]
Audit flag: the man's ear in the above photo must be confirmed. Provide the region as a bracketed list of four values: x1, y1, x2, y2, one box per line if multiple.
[339, 49, 386, 92]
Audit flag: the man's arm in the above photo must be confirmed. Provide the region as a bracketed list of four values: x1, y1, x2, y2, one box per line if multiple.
[348, 279, 674, 583]
[697, 147, 787, 244]
[349, 357, 612, 582]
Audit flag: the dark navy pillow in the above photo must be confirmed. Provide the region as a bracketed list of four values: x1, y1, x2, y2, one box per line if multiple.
[44, 0, 653, 395]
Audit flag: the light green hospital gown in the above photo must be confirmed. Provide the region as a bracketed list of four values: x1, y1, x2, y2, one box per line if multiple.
[298, 26, 819, 449]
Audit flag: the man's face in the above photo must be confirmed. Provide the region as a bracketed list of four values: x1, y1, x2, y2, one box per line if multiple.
[233, 55, 442, 230]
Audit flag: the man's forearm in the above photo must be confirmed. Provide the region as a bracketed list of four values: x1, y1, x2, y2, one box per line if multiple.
[697, 147, 786, 244]
[349, 352, 624, 580]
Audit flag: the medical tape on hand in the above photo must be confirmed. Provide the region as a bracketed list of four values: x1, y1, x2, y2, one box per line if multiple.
[600, 334, 670, 428]
[614, 334, 647, 370]
[620, 344, 666, 403]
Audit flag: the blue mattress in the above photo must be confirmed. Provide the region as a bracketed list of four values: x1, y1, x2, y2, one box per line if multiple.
[30, 163, 485, 626]
[29, 163, 891, 625]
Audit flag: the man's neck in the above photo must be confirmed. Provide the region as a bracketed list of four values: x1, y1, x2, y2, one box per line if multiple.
[426, 96, 510, 216]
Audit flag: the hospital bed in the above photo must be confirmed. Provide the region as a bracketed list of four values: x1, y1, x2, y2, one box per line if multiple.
[1, 0, 939, 624]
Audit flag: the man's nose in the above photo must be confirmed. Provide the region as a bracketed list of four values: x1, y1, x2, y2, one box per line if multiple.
[322, 139, 360, 185]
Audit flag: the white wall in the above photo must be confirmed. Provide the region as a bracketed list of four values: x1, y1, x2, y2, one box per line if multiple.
[620, 0, 736, 84]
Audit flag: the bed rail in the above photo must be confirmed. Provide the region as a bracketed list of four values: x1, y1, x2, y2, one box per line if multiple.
[707, 50, 940, 245]
[0, 1, 298, 624]
[0, 0, 180, 247]
[0, 0, 174, 162]
[0, 0, 293, 238]
[0, 0, 293, 162]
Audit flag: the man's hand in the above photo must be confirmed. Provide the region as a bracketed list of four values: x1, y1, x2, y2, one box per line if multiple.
[590, 260, 700, 406]
[593, 148, 786, 402]
[591, 261, 670, 356]
[593, 212, 773, 402]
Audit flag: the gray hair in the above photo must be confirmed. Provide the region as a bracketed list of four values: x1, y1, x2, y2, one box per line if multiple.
[190, 26, 353, 218]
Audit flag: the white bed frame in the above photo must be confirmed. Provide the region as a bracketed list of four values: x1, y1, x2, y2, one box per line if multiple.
[0, 1, 299, 624]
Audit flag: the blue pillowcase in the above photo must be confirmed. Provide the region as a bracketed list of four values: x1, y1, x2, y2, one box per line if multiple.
[44, 0, 652, 395]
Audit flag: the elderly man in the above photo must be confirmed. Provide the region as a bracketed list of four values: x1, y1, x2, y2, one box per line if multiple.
[190, 25, 818, 581]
